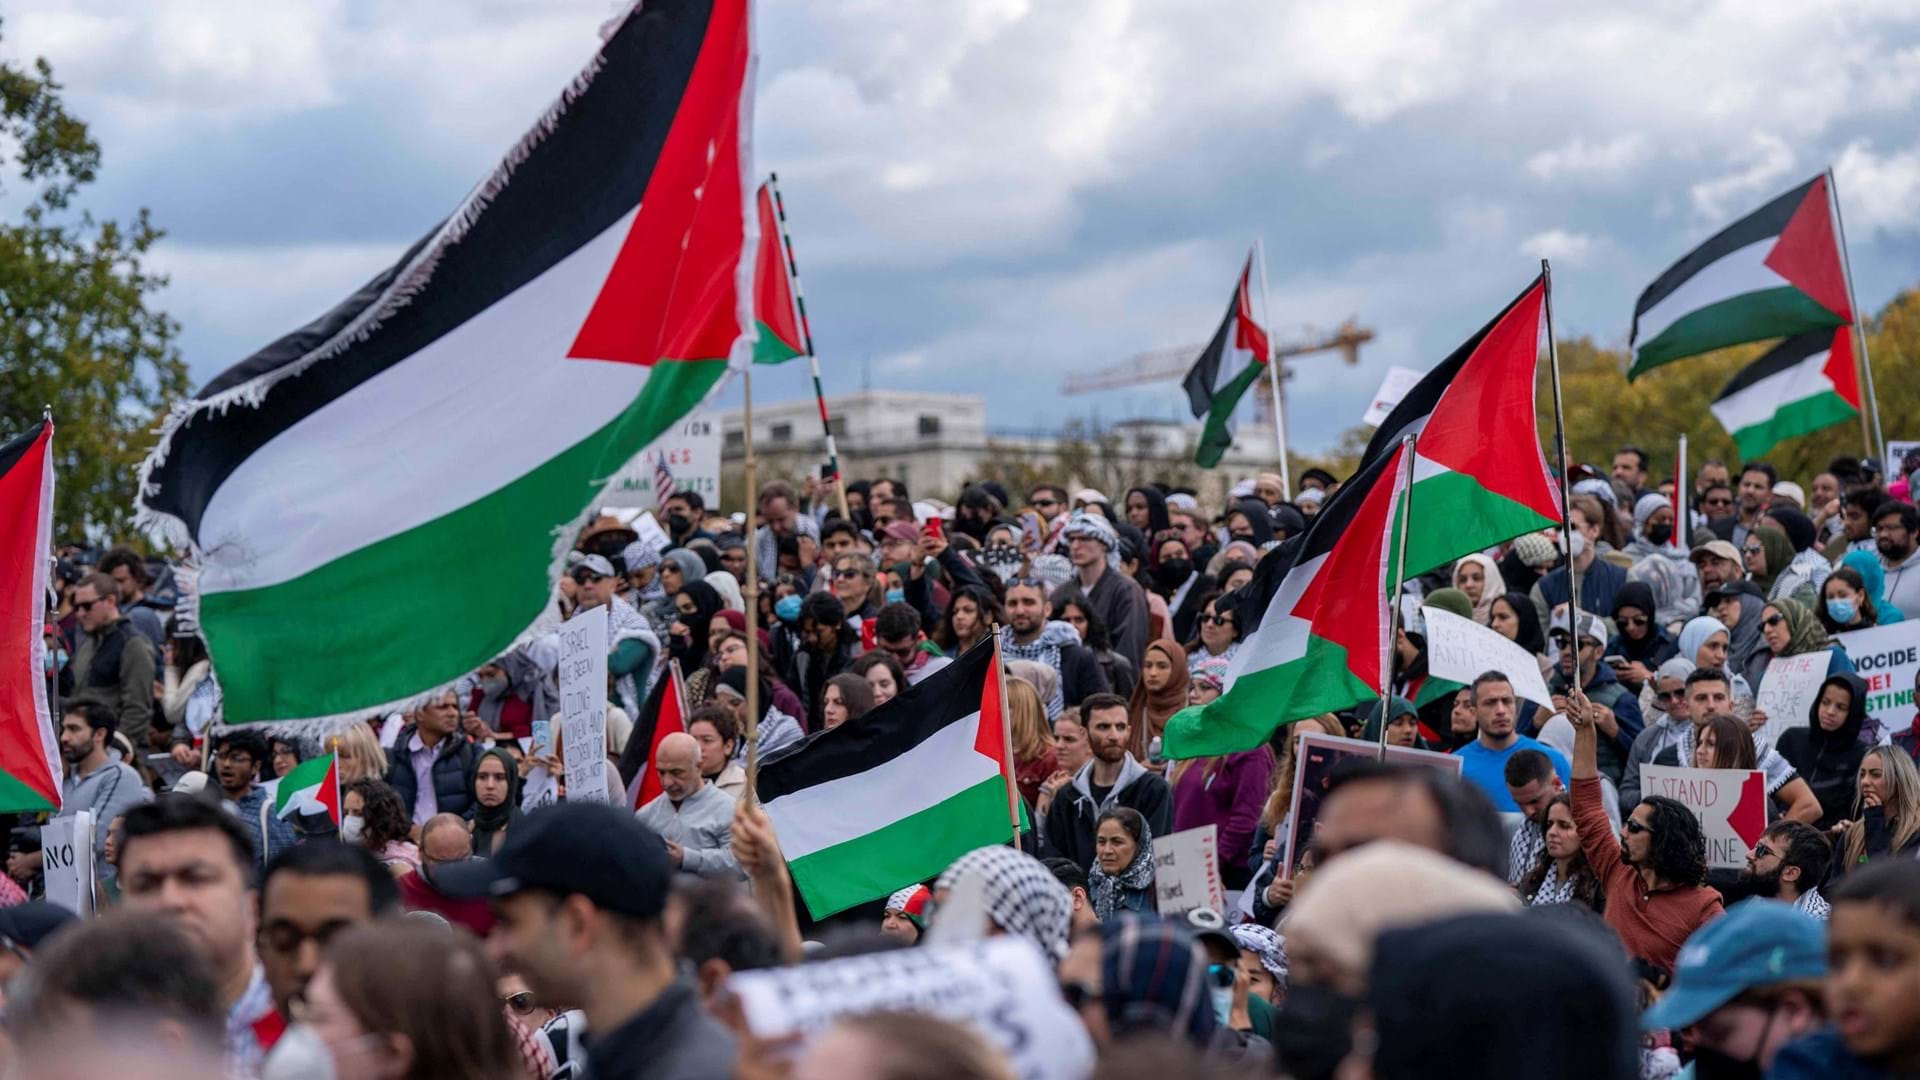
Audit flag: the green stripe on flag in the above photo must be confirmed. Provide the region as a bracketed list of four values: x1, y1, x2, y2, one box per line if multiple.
[1727, 390, 1858, 459]
[1630, 287, 1844, 377]
[1163, 635, 1374, 759]
[1194, 362, 1264, 468]
[788, 773, 1013, 919]
[1395, 470, 1558, 581]
[0, 770, 56, 814]
[752, 320, 804, 364]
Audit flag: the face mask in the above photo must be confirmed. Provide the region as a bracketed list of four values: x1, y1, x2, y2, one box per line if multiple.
[1827, 597, 1857, 625]
[885, 588, 906, 604]
[340, 814, 365, 844]
[1647, 522, 1673, 545]
[666, 513, 691, 536]
[1271, 983, 1361, 1080]
[774, 595, 803, 624]
[1568, 530, 1588, 557]
[479, 676, 509, 696]
[1154, 559, 1192, 589]
[262, 1023, 337, 1080]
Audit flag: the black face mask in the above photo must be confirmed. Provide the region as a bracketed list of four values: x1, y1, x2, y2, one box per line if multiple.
[1647, 522, 1674, 545]
[1270, 984, 1361, 1080]
[667, 513, 691, 536]
[1154, 559, 1192, 590]
[1230, 532, 1254, 545]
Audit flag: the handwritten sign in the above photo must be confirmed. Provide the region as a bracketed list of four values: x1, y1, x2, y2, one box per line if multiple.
[1837, 621, 1920, 731]
[727, 936, 1095, 1080]
[1641, 764, 1767, 869]
[1422, 606, 1555, 708]
[1151, 825, 1225, 918]
[41, 812, 94, 916]
[558, 607, 610, 805]
[1755, 653, 1828, 746]
[602, 417, 721, 510]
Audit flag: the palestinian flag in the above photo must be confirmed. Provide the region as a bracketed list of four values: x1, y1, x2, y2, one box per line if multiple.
[1163, 444, 1413, 760]
[1629, 174, 1851, 379]
[759, 641, 1019, 919]
[273, 753, 341, 825]
[1183, 252, 1271, 468]
[1363, 276, 1562, 578]
[624, 660, 687, 809]
[1710, 326, 1860, 458]
[136, 1, 756, 725]
[0, 422, 61, 813]
[751, 180, 806, 364]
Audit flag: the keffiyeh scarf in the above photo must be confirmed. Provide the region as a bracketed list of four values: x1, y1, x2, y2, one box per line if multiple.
[935, 846, 1073, 962]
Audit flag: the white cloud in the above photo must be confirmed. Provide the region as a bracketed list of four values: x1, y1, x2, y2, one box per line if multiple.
[1689, 132, 1797, 219]
[1520, 229, 1595, 266]
[1526, 134, 1649, 181]
[149, 241, 407, 363]
[1835, 138, 1920, 233]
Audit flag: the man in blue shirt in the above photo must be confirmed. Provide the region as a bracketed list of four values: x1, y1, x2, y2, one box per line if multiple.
[1454, 671, 1570, 813]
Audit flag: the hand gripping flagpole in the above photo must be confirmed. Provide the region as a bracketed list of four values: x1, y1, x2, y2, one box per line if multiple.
[742, 364, 763, 806]
[1377, 433, 1417, 757]
[1256, 239, 1292, 499]
[767, 174, 852, 523]
[1542, 260, 1579, 624]
[1826, 167, 1885, 459]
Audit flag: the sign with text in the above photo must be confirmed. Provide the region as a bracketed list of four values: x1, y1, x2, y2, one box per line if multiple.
[41, 812, 94, 916]
[1282, 732, 1461, 879]
[1422, 606, 1555, 708]
[1363, 366, 1425, 427]
[602, 416, 721, 510]
[1151, 825, 1224, 918]
[558, 607, 610, 805]
[1640, 765, 1767, 869]
[1754, 653, 1828, 746]
[728, 936, 1095, 1080]
[1837, 621, 1920, 732]
[1886, 440, 1920, 479]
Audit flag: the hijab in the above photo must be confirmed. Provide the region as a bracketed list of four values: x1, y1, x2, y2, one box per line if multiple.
[1770, 506, 1818, 553]
[663, 548, 706, 587]
[705, 570, 745, 613]
[1124, 486, 1172, 539]
[1714, 584, 1770, 670]
[1493, 590, 1547, 655]
[1609, 581, 1668, 663]
[1771, 596, 1832, 657]
[1843, 548, 1908, 625]
[675, 581, 725, 670]
[1127, 640, 1191, 758]
[469, 746, 523, 854]
[1087, 815, 1156, 921]
[1748, 526, 1794, 593]
[1452, 553, 1506, 622]
[1677, 616, 1729, 669]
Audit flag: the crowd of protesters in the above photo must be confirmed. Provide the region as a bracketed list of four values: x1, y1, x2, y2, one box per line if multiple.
[11, 447, 1920, 1077]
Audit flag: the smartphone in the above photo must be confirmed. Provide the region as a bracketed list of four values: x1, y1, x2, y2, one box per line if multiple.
[1603, 654, 1627, 666]
[924, 516, 944, 540]
[531, 718, 552, 758]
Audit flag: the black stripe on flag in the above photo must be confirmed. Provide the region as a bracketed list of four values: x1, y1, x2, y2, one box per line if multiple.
[1633, 176, 1817, 319]
[0, 424, 41, 481]
[1182, 285, 1242, 418]
[1230, 445, 1401, 636]
[144, 0, 720, 537]
[1363, 275, 1541, 463]
[1714, 328, 1836, 401]
[755, 639, 993, 804]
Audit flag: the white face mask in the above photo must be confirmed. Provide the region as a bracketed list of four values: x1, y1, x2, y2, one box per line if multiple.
[1568, 530, 1588, 558]
[340, 814, 365, 844]
[261, 1023, 336, 1080]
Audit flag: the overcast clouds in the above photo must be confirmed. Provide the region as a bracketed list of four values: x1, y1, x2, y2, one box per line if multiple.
[7, 0, 1919, 450]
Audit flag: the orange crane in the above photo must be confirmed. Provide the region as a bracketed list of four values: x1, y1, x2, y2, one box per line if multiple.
[1058, 321, 1374, 427]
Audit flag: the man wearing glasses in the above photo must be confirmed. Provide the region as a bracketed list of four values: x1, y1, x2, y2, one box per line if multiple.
[64, 572, 157, 748]
[212, 730, 299, 865]
[256, 840, 399, 1054]
[1741, 820, 1833, 919]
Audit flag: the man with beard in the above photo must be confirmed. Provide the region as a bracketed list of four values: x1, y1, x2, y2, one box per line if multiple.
[212, 730, 298, 865]
[1690, 539, 1745, 593]
[753, 480, 820, 583]
[1734, 463, 1777, 548]
[999, 579, 1108, 714]
[1039, 694, 1171, 873]
[255, 841, 398, 1054]
[661, 491, 709, 548]
[1063, 512, 1150, 670]
[1875, 501, 1920, 619]
[19, 702, 151, 887]
[1455, 672, 1569, 813]
[1502, 749, 1564, 887]
[1823, 488, 1886, 562]
[1743, 820, 1834, 919]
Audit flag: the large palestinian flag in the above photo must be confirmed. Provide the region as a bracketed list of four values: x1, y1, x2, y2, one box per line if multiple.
[759, 641, 1019, 919]
[751, 180, 807, 364]
[0, 422, 61, 812]
[1711, 326, 1860, 458]
[1629, 174, 1851, 379]
[137, 1, 756, 725]
[1363, 276, 1562, 578]
[1163, 444, 1412, 760]
[1184, 252, 1272, 468]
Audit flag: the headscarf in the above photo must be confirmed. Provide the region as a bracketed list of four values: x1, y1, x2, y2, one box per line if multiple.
[1627, 552, 1701, 627]
[1006, 660, 1063, 721]
[1643, 656, 1697, 721]
[934, 846, 1073, 962]
[1770, 506, 1818, 553]
[1124, 486, 1172, 539]
[1609, 581, 1669, 664]
[1493, 590, 1548, 655]
[469, 746, 523, 854]
[1571, 477, 1618, 509]
[1062, 511, 1122, 571]
[1842, 548, 1908, 625]
[1087, 816, 1156, 921]
[1770, 596, 1832, 657]
[1227, 499, 1274, 545]
[1098, 914, 1217, 1048]
[1452, 553, 1506, 622]
[1230, 924, 1287, 985]
[623, 540, 667, 606]
[663, 548, 706, 587]
[1127, 640, 1190, 759]
[674, 581, 725, 671]
[1748, 526, 1793, 593]
[884, 884, 931, 929]
[1676, 615, 1729, 669]
[1713, 585, 1770, 670]
[705, 570, 745, 613]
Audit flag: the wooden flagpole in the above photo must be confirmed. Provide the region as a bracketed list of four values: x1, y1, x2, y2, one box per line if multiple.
[1376, 433, 1417, 757]
[991, 630, 1021, 848]
[742, 365, 763, 806]
[766, 174, 852, 524]
[1255, 239, 1292, 499]
[1825, 167, 1885, 460]
[1542, 260, 1580, 624]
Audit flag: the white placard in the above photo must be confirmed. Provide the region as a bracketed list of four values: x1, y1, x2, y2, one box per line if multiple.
[602, 416, 721, 510]
[41, 811, 94, 916]
[1837, 621, 1920, 732]
[1885, 440, 1920, 477]
[558, 607, 610, 805]
[1754, 653, 1828, 746]
[728, 936, 1095, 1080]
[1422, 606, 1555, 708]
[1640, 765, 1768, 869]
[1362, 365, 1425, 426]
[1151, 824, 1224, 918]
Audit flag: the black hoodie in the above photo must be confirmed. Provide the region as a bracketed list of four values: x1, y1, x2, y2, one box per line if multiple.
[1776, 672, 1870, 829]
[1227, 498, 1274, 546]
[1124, 486, 1171, 539]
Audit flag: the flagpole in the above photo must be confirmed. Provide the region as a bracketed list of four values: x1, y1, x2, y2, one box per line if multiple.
[767, 174, 852, 524]
[742, 365, 763, 807]
[1377, 433, 1417, 758]
[991, 629, 1020, 848]
[1825, 167, 1885, 459]
[1255, 239, 1292, 499]
[1674, 434, 1689, 551]
[1542, 260, 1579, 622]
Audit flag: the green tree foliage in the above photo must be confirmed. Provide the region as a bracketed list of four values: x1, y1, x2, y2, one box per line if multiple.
[0, 21, 185, 538]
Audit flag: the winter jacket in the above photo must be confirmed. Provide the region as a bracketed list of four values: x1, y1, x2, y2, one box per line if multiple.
[385, 726, 480, 821]
[1170, 748, 1273, 889]
[1776, 673, 1870, 829]
[68, 616, 157, 746]
[1549, 662, 1644, 786]
[1040, 754, 1172, 873]
[1532, 558, 1628, 624]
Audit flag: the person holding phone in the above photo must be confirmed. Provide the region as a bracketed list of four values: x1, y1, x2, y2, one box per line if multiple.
[1603, 583, 1677, 695]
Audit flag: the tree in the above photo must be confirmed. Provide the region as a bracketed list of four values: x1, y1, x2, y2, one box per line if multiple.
[0, 21, 185, 539]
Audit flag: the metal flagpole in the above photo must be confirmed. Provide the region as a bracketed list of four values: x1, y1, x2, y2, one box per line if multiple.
[1675, 434, 1689, 551]
[742, 365, 763, 806]
[767, 174, 852, 523]
[1255, 239, 1292, 500]
[1377, 433, 1418, 757]
[1825, 167, 1885, 459]
[1542, 260, 1580, 623]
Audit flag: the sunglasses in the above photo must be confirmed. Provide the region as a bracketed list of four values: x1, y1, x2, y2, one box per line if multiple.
[1623, 819, 1652, 836]
[1751, 843, 1779, 862]
[1703, 496, 1734, 506]
[1202, 614, 1236, 627]
[1742, 545, 1764, 556]
[1762, 614, 1786, 629]
[1619, 615, 1649, 628]
[570, 570, 605, 585]
[833, 567, 866, 580]
[1031, 498, 1060, 508]
[72, 597, 104, 612]
[1655, 689, 1685, 703]
[502, 991, 537, 1016]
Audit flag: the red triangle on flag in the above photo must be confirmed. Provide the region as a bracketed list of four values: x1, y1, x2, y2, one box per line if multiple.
[1820, 324, 1862, 410]
[1291, 444, 1409, 697]
[632, 663, 688, 809]
[1764, 174, 1852, 323]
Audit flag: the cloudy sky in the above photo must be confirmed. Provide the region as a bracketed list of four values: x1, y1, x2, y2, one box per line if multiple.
[6, 0, 1919, 452]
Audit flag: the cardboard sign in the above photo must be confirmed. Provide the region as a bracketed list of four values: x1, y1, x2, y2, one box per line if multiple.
[1885, 440, 1920, 477]
[1754, 653, 1828, 746]
[1281, 731, 1461, 879]
[1363, 366, 1425, 426]
[602, 416, 721, 510]
[558, 607, 610, 805]
[1151, 825, 1225, 917]
[1422, 605, 1555, 708]
[1837, 621, 1920, 731]
[727, 936, 1095, 1080]
[1640, 764, 1768, 869]
[41, 812, 94, 916]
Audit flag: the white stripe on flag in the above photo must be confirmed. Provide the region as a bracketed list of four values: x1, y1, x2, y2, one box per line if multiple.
[1223, 551, 1328, 692]
[1636, 237, 1782, 347]
[1710, 351, 1835, 433]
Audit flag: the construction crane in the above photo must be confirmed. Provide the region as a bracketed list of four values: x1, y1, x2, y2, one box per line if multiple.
[1060, 320, 1374, 397]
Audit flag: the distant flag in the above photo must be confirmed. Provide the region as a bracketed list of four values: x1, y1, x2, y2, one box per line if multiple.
[1183, 252, 1271, 468]
[625, 660, 687, 810]
[751, 181, 807, 364]
[0, 421, 61, 813]
[273, 753, 341, 826]
[653, 453, 676, 509]
[1710, 326, 1861, 458]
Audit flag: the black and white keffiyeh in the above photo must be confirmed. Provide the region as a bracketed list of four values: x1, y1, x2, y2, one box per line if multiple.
[935, 845, 1073, 962]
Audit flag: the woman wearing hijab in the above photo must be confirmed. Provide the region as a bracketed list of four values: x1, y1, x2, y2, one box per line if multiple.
[1605, 582, 1677, 695]
[1777, 673, 1871, 829]
[704, 570, 745, 613]
[1625, 552, 1702, 631]
[1841, 548, 1907, 625]
[1127, 640, 1191, 763]
[1765, 505, 1832, 602]
[1151, 530, 1214, 643]
[1224, 499, 1273, 547]
[468, 746, 522, 855]
[1706, 580, 1771, 677]
[1744, 597, 1858, 735]
[668, 581, 726, 673]
[1451, 553, 1506, 623]
[1088, 808, 1157, 918]
[1742, 525, 1805, 604]
[1124, 486, 1172, 539]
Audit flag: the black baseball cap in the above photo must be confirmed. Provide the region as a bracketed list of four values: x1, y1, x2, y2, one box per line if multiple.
[0, 901, 77, 951]
[435, 803, 672, 919]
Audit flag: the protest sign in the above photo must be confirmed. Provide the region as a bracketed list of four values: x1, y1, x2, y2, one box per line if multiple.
[728, 935, 1095, 1080]
[1422, 606, 1555, 707]
[602, 416, 721, 511]
[1754, 653, 1828, 745]
[1886, 440, 1920, 476]
[1640, 764, 1767, 869]
[1837, 621, 1920, 731]
[1363, 366, 1425, 426]
[1281, 732, 1462, 879]
[558, 607, 610, 805]
[1152, 825, 1225, 917]
[41, 812, 93, 916]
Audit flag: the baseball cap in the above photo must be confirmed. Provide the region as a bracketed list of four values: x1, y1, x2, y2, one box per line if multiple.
[880, 521, 921, 545]
[1550, 608, 1608, 645]
[1860, 457, 1886, 478]
[1184, 907, 1236, 958]
[1641, 900, 1826, 1031]
[1690, 540, 1741, 566]
[0, 901, 77, 951]
[571, 553, 616, 579]
[1771, 481, 1806, 508]
[435, 803, 672, 919]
